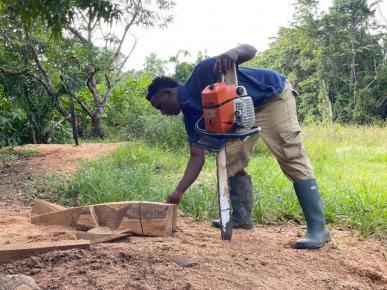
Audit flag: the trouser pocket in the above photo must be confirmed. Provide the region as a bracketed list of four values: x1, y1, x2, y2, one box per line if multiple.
[278, 124, 303, 161]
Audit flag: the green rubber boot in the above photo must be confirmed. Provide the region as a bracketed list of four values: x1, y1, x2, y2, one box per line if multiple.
[293, 179, 330, 249]
[212, 173, 253, 230]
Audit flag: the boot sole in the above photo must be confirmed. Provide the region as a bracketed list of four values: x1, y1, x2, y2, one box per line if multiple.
[212, 223, 253, 230]
[233, 224, 253, 230]
[293, 235, 331, 250]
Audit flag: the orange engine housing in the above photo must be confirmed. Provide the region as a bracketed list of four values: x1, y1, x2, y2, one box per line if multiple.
[201, 82, 237, 133]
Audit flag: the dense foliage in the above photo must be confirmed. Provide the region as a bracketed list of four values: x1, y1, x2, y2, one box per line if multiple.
[0, 0, 386, 147]
[0, 0, 175, 146]
[247, 0, 386, 124]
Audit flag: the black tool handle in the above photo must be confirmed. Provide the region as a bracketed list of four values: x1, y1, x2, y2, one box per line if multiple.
[195, 116, 261, 139]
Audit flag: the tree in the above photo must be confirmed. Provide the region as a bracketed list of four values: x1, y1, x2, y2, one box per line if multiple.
[4, 0, 121, 38]
[1, 0, 175, 140]
[169, 50, 208, 83]
[143, 53, 167, 77]
[0, 7, 67, 144]
[247, 0, 386, 124]
[319, 0, 386, 122]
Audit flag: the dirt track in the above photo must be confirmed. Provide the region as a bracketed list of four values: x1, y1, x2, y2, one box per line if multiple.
[0, 144, 386, 290]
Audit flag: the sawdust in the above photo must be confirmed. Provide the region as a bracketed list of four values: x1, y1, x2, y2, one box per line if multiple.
[0, 143, 386, 290]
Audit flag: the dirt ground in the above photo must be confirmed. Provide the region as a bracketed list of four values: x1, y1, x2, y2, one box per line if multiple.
[0, 144, 386, 290]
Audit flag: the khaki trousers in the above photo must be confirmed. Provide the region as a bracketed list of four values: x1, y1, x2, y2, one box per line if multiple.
[225, 81, 315, 182]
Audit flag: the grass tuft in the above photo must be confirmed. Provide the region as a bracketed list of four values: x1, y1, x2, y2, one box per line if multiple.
[0, 147, 42, 166]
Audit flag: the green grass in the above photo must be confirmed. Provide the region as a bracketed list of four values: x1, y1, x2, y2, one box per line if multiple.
[0, 147, 43, 167]
[50, 124, 386, 238]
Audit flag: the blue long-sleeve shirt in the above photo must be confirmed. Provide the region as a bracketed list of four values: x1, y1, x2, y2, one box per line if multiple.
[178, 57, 286, 145]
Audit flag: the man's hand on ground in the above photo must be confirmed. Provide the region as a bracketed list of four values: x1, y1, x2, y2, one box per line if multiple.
[165, 190, 184, 205]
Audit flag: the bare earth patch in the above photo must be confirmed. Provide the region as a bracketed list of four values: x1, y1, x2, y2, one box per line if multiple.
[18, 143, 119, 174]
[0, 143, 119, 196]
[0, 144, 386, 290]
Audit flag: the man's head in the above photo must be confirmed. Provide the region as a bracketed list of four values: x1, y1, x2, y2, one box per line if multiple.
[146, 76, 181, 116]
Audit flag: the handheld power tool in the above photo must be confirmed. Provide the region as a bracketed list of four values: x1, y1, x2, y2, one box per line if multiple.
[195, 71, 260, 241]
[195, 73, 261, 152]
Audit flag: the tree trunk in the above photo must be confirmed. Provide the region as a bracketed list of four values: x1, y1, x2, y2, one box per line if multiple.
[91, 115, 104, 138]
[31, 127, 37, 144]
[322, 80, 333, 122]
[69, 94, 79, 146]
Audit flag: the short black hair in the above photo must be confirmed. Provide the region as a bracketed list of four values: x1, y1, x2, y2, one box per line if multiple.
[146, 76, 179, 101]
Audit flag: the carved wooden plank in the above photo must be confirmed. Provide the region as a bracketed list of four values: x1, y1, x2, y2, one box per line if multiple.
[91, 202, 176, 236]
[117, 217, 142, 233]
[80, 206, 91, 214]
[139, 202, 174, 236]
[31, 199, 66, 215]
[93, 201, 138, 210]
[141, 218, 173, 236]
[89, 205, 100, 227]
[0, 240, 90, 263]
[75, 231, 130, 244]
[89, 205, 129, 229]
[30, 200, 177, 236]
[137, 202, 172, 219]
[76, 226, 132, 244]
[76, 213, 97, 231]
[87, 226, 113, 234]
[31, 208, 81, 227]
[172, 205, 177, 233]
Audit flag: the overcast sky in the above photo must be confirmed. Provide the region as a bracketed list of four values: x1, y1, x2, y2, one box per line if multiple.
[124, 0, 386, 70]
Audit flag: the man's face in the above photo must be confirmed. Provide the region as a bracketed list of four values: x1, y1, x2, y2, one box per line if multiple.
[150, 88, 181, 116]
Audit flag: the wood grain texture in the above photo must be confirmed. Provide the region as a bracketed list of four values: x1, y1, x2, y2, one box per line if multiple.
[76, 213, 97, 231]
[89, 205, 129, 229]
[75, 231, 130, 244]
[172, 204, 177, 233]
[87, 226, 113, 234]
[31, 199, 66, 215]
[30, 200, 177, 237]
[0, 240, 90, 263]
[90, 202, 176, 236]
[31, 208, 81, 227]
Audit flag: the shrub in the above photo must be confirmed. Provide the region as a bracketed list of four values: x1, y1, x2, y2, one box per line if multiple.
[122, 114, 188, 150]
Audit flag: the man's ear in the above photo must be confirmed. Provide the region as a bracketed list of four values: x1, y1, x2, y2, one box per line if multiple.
[165, 87, 178, 100]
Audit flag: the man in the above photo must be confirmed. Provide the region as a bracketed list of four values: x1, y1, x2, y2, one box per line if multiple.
[146, 44, 330, 249]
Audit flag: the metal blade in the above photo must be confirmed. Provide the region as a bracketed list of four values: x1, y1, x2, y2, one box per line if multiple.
[216, 148, 232, 240]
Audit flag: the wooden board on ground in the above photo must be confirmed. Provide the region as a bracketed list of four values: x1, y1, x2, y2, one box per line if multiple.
[31, 199, 66, 215]
[76, 213, 97, 231]
[90, 204, 129, 229]
[91, 201, 176, 236]
[30, 200, 177, 237]
[88, 226, 113, 234]
[0, 240, 90, 263]
[31, 208, 81, 227]
[117, 218, 142, 233]
[172, 205, 177, 233]
[75, 231, 130, 244]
